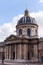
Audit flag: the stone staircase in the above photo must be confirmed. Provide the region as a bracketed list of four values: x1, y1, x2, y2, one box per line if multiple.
[0, 59, 43, 65]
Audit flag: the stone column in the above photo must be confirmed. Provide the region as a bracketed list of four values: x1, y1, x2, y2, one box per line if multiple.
[9, 46, 11, 59]
[15, 44, 16, 59]
[20, 44, 21, 59]
[9, 45, 12, 59]
[21, 44, 24, 59]
[18, 45, 20, 59]
[24, 44, 28, 60]
[16, 44, 20, 59]
[28, 45, 31, 60]
[5, 46, 7, 59]
[16, 45, 18, 59]
[5, 46, 8, 59]
[34, 45, 38, 59]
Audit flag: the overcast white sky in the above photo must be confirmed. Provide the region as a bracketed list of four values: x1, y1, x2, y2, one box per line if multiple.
[0, 0, 43, 42]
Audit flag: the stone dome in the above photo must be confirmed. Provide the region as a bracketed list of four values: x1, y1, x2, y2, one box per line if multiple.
[17, 10, 38, 26]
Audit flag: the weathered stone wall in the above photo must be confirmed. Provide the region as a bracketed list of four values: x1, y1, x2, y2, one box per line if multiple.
[16, 24, 38, 37]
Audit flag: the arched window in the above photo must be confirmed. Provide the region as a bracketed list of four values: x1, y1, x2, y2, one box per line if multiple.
[27, 28, 31, 36]
[19, 29, 22, 36]
[35, 29, 37, 35]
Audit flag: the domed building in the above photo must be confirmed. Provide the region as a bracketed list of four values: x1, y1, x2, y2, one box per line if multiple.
[16, 10, 38, 38]
[0, 10, 43, 65]
[4, 10, 39, 61]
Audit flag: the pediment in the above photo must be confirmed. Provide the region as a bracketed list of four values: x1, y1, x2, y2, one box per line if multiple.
[4, 34, 18, 42]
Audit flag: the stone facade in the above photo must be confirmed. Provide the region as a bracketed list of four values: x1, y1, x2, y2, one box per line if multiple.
[0, 10, 43, 64]
[2, 36, 43, 62]
[16, 24, 38, 37]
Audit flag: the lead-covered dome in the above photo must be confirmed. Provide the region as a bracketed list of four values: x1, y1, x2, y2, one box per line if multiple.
[17, 10, 38, 26]
[16, 10, 38, 37]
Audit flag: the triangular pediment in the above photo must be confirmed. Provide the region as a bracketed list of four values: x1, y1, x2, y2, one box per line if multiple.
[4, 34, 18, 42]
